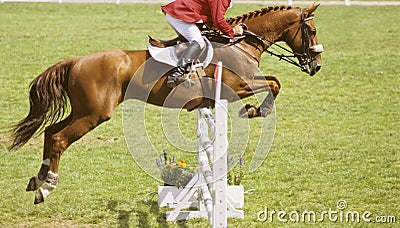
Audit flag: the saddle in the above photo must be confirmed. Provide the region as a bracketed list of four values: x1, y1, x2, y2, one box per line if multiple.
[148, 35, 206, 62]
[148, 29, 242, 49]
[147, 35, 212, 87]
[147, 25, 251, 87]
[147, 25, 249, 68]
[148, 35, 186, 48]
[147, 35, 214, 74]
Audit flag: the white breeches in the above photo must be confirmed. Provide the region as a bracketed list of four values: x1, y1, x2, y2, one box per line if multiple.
[166, 13, 205, 49]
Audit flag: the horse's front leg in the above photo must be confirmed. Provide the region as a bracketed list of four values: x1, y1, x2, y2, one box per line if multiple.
[238, 76, 281, 118]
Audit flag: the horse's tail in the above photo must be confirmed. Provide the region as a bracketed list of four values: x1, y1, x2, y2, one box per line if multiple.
[9, 58, 77, 150]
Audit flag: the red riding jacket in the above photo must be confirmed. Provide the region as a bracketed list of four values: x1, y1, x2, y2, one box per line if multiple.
[162, 0, 234, 38]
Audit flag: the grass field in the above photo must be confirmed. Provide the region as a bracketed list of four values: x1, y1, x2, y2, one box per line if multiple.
[0, 3, 399, 227]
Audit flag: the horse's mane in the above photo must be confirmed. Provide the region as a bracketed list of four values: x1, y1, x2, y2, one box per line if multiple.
[226, 5, 298, 25]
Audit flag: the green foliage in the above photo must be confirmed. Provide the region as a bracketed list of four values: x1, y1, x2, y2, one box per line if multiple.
[160, 166, 195, 188]
[0, 3, 399, 227]
[227, 155, 246, 186]
[156, 151, 195, 187]
[227, 167, 244, 186]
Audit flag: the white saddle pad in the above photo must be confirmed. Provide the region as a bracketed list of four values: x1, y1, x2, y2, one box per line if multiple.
[148, 37, 214, 68]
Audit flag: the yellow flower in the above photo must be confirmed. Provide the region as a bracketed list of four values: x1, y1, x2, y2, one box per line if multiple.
[177, 159, 187, 168]
[166, 164, 175, 168]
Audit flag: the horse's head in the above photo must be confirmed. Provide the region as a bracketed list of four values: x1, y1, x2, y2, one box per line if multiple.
[226, 3, 323, 76]
[282, 3, 323, 76]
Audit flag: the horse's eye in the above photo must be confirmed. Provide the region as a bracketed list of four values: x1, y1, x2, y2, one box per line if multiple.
[309, 30, 317, 36]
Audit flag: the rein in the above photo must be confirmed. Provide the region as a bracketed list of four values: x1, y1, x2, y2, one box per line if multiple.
[239, 9, 315, 72]
[200, 8, 319, 71]
[260, 34, 303, 68]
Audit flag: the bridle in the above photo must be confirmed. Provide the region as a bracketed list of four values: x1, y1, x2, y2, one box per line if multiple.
[239, 9, 323, 72]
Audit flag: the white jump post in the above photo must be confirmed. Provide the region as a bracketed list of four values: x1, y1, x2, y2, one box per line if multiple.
[212, 61, 228, 227]
[158, 62, 244, 227]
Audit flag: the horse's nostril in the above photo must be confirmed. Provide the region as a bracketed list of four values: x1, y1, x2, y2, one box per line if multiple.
[315, 64, 321, 72]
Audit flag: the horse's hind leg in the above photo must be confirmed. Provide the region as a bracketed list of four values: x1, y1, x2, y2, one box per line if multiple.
[33, 113, 112, 204]
[26, 115, 73, 192]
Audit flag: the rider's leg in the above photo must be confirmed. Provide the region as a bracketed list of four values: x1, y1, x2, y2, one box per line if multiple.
[167, 41, 202, 87]
[165, 14, 204, 88]
[165, 14, 205, 48]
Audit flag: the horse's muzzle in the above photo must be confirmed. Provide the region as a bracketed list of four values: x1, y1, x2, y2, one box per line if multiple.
[309, 61, 322, 76]
[308, 44, 323, 76]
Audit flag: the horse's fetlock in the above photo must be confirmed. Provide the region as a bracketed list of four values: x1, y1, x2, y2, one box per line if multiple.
[46, 171, 59, 187]
[38, 159, 50, 180]
[38, 170, 48, 181]
[35, 183, 54, 204]
[33, 171, 58, 204]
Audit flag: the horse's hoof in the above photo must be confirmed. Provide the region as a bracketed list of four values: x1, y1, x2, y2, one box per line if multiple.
[26, 177, 41, 191]
[239, 104, 258, 118]
[34, 189, 44, 205]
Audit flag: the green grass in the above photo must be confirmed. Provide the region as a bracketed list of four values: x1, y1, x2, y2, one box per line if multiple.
[1, 3, 399, 227]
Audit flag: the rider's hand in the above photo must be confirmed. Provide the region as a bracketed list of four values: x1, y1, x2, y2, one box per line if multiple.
[233, 25, 244, 36]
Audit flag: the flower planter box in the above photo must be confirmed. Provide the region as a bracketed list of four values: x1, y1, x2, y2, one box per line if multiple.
[158, 185, 244, 209]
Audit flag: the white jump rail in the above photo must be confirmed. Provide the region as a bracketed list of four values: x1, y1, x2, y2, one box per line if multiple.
[158, 62, 244, 227]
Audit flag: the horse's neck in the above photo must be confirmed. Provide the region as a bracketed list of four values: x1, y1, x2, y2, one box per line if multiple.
[237, 8, 301, 43]
[234, 41, 263, 66]
[227, 9, 300, 65]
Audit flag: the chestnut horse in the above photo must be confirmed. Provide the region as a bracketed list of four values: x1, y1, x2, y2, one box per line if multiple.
[10, 3, 322, 204]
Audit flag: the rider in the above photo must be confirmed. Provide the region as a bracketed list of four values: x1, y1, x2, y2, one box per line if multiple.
[162, 0, 244, 88]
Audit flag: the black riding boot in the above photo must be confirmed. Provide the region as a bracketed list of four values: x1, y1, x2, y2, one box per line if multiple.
[167, 41, 202, 88]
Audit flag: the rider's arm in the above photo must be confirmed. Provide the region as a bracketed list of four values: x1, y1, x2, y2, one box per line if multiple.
[209, 0, 234, 38]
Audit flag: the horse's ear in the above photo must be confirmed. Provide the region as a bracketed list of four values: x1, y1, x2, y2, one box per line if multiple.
[305, 2, 320, 15]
